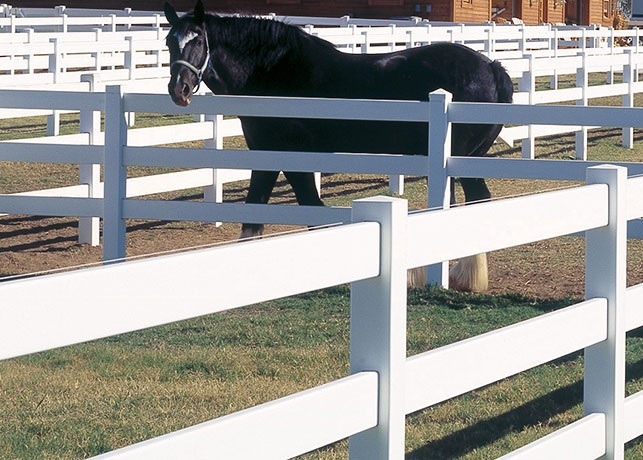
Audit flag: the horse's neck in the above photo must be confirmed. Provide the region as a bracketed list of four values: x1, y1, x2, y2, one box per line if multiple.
[205, 16, 322, 95]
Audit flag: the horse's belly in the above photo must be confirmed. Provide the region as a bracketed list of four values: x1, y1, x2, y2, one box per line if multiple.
[242, 117, 427, 155]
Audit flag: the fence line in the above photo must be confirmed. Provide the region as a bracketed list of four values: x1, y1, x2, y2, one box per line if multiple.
[1, 87, 643, 258]
[0, 15, 639, 137]
[2, 165, 643, 458]
[0, 5, 166, 33]
[0, 21, 642, 245]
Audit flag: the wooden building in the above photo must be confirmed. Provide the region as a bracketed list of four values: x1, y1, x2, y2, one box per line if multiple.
[12, 0, 615, 25]
[492, 0, 615, 25]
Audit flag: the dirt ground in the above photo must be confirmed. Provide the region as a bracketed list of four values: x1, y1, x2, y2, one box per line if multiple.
[2, 171, 642, 300]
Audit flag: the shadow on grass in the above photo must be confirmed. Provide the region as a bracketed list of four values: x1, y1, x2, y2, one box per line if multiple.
[406, 334, 643, 460]
[406, 377, 583, 459]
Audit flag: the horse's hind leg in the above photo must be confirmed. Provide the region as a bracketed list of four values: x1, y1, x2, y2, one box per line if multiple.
[448, 177, 490, 292]
[459, 177, 491, 205]
[283, 171, 324, 207]
[239, 170, 280, 240]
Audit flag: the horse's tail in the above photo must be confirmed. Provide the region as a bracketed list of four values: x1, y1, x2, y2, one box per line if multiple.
[490, 60, 514, 104]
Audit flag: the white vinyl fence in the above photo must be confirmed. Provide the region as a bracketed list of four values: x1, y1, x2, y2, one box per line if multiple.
[2, 87, 643, 263]
[0, 17, 643, 252]
[2, 162, 643, 459]
[0, 4, 167, 33]
[309, 21, 642, 57]
[0, 16, 641, 200]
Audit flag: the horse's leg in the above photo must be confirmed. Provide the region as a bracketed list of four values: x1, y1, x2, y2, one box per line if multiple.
[448, 177, 490, 292]
[239, 170, 280, 240]
[408, 179, 472, 289]
[459, 177, 491, 205]
[283, 171, 324, 207]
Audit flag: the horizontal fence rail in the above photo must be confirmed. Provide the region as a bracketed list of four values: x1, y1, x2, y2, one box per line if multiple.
[0, 221, 380, 360]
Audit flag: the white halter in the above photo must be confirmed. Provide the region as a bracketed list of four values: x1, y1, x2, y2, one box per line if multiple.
[170, 28, 211, 94]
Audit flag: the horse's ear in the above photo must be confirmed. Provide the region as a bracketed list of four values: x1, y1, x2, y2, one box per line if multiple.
[164, 2, 180, 26]
[194, 0, 206, 24]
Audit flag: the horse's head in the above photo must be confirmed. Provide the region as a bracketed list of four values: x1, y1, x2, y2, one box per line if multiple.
[165, 0, 210, 106]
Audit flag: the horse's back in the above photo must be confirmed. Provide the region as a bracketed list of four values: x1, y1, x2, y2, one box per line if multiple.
[358, 43, 512, 103]
[242, 41, 512, 157]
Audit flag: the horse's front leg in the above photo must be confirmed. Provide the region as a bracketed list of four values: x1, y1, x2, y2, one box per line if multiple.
[239, 170, 280, 240]
[448, 177, 491, 292]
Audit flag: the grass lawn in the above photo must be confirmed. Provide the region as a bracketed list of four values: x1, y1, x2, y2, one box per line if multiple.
[2, 287, 643, 459]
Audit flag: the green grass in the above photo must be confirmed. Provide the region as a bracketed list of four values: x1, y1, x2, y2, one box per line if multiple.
[2, 287, 643, 459]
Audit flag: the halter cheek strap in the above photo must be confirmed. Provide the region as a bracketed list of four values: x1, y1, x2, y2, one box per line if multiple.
[171, 30, 211, 95]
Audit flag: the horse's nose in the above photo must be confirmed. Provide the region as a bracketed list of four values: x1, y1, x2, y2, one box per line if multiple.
[169, 77, 191, 107]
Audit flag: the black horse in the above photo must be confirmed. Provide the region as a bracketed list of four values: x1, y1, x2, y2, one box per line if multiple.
[164, 0, 513, 291]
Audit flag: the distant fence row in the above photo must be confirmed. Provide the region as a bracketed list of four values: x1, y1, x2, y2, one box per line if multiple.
[0, 8, 640, 131]
[0, 12, 642, 249]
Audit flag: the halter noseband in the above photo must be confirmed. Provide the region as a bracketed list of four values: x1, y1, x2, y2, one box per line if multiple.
[171, 29, 210, 95]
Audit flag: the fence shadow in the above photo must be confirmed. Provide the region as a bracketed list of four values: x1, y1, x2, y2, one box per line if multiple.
[406, 347, 643, 459]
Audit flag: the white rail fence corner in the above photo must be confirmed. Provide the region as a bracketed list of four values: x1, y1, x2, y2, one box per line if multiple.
[2, 164, 643, 459]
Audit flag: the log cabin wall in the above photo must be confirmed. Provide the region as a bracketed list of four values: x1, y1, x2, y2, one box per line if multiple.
[542, 0, 565, 23]
[452, 0, 491, 22]
[588, 0, 615, 25]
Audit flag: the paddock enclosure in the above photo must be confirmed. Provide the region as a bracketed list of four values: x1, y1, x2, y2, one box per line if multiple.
[2, 5, 643, 459]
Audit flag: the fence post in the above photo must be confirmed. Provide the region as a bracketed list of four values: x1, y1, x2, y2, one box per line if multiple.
[607, 28, 615, 84]
[484, 24, 493, 57]
[92, 28, 102, 72]
[575, 52, 589, 160]
[425, 89, 452, 288]
[622, 49, 634, 149]
[47, 37, 62, 136]
[349, 196, 407, 460]
[550, 28, 559, 90]
[204, 113, 223, 227]
[78, 74, 102, 246]
[103, 85, 128, 262]
[519, 54, 536, 159]
[25, 28, 35, 74]
[584, 164, 627, 460]
[124, 36, 136, 127]
[125, 36, 135, 81]
[388, 175, 404, 195]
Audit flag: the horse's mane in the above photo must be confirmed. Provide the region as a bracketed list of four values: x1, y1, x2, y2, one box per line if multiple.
[206, 14, 336, 64]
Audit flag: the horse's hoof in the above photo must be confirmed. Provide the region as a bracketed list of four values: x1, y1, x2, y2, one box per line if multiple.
[238, 226, 264, 241]
[449, 254, 488, 292]
[408, 267, 427, 288]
